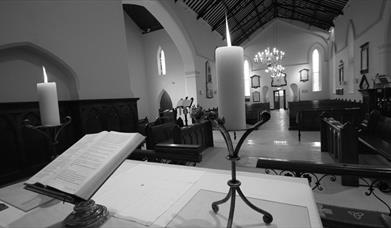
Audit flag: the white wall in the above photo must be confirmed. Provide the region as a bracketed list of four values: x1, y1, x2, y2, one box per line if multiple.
[142, 29, 186, 121]
[161, 1, 225, 109]
[330, 0, 391, 100]
[244, 19, 329, 108]
[0, 0, 133, 102]
[122, 0, 224, 112]
[123, 12, 150, 119]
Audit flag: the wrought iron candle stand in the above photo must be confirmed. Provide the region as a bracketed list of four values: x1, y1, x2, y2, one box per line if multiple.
[208, 111, 273, 228]
[24, 116, 72, 160]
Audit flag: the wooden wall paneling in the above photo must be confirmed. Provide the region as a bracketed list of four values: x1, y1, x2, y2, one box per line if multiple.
[0, 113, 22, 184]
[0, 98, 139, 186]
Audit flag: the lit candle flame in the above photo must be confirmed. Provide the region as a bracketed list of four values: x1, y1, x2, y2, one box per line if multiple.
[42, 66, 48, 83]
[225, 14, 231, 47]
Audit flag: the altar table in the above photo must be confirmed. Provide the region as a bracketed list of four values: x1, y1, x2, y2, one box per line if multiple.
[0, 160, 322, 228]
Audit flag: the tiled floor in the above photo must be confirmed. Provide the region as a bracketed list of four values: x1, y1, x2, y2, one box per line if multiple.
[198, 109, 391, 213]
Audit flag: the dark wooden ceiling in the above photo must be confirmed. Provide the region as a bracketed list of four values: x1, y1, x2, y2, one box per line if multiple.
[124, 1, 348, 45]
[123, 4, 163, 34]
[179, 0, 348, 45]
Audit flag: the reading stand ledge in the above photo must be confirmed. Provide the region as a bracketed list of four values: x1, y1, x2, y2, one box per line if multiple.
[0, 160, 322, 228]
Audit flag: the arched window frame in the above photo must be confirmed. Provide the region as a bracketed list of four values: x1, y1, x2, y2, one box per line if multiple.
[308, 44, 325, 92]
[243, 59, 251, 97]
[157, 46, 166, 76]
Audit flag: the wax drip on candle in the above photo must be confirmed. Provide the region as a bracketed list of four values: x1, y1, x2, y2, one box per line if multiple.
[42, 66, 48, 83]
[225, 14, 231, 47]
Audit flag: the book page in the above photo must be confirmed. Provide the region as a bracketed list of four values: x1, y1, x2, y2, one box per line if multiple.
[26, 131, 145, 200]
[25, 133, 101, 186]
[75, 132, 145, 199]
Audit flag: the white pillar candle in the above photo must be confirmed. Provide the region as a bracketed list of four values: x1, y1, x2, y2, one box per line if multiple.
[37, 66, 60, 126]
[216, 17, 246, 130]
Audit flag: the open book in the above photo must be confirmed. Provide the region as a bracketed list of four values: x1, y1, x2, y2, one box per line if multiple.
[25, 131, 145, 203]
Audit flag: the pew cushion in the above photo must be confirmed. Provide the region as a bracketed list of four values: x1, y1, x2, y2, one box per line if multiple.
[359, 110, 391, 160]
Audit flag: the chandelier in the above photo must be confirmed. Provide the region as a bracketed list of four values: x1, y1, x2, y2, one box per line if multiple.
[253, 47, 286, 78]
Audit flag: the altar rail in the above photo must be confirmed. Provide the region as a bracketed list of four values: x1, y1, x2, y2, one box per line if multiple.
[0, 98, 139, 186]
[256, 157, 391, 228]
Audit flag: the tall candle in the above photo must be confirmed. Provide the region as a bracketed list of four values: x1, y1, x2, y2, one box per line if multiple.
[216, 16, 246, 130]
[37, 66, 60, 126]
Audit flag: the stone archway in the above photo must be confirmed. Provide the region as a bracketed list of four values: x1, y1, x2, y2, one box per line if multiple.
[122, 0, 197, 102]
[0, 42, 79, 102]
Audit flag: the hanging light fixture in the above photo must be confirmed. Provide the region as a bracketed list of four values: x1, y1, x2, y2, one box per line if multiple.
[253, 22, 286, 78]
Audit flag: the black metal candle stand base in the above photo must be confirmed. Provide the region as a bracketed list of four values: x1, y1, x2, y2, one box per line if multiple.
[24, 116, 72, 159]
[209, 112, 273, 228]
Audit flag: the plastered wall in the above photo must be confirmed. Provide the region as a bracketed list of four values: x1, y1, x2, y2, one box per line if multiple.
[330, 0, 391, 100]
[244, 19, 329, 108]
[0, 0, 132, 102]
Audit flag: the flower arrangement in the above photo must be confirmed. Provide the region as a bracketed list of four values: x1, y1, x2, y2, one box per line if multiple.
[190, 105, 204, 122]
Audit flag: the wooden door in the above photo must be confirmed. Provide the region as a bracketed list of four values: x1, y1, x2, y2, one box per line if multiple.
[273, 90, 280, 110]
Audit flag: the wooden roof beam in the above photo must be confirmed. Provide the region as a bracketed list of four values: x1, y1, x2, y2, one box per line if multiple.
[279, 5, 334, 27]
[229, 0, 268, 33]
[197, 0, 219, 20]
[232, 4, 274, 44]
[220, 0, 247, 37]
[279, 3, 342, 15]
[212, 0, 266, 31]
[304, 0, 344, 15]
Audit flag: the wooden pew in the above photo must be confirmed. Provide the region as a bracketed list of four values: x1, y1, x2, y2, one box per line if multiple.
[358, 110, 391, 161]
[288, 99, 363, 130]
[245, 102, 270, 125]
[132, 120, 214, 165]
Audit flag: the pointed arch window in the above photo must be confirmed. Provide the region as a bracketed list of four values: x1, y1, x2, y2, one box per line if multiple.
[312, 49, 321, 92]
[157, 47, 166, 75]
[244, 59, 250, 96]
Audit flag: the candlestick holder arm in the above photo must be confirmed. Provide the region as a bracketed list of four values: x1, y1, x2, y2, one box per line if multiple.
[207, 111, 273, 228]
[233, 111, 271, 156]
[24, 116, 72, 159]
[209, 119, 235, 156]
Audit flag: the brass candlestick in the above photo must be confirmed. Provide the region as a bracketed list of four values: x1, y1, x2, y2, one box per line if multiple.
[208, 111, 273, 228]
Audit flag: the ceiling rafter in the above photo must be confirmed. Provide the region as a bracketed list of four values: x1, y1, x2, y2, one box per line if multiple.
[311, 0, 321, 28]
[212, 0, 263, 31]
[181, 0, 348, 45]
[230, 0, 268, 33]
[278, 5, 333, 27]
[278, 3, 340, 15]
[196, 0, 219, 20]
[233, 4, 275, 44]
[304, 0, 343, 15]
[220, 0, 247, 38]
[291, 0, 296, 17]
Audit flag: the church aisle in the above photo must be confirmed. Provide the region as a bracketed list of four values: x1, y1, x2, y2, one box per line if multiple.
[198, 109, 391, 214]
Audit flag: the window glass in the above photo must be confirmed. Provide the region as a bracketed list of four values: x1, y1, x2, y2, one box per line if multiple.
[312, 49, 320, 91]
[244, 60, 250, 96]
[158, 47, 166, 76]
